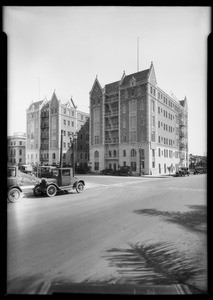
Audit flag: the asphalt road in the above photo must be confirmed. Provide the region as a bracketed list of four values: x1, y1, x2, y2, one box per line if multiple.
[7, 174, 207, 294]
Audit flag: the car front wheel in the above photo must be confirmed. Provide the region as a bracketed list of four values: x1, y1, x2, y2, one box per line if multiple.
[76, 182, 84, 193]
[8, 188, 21, 203]
[46, 185, 57, 197]
[33, 185, 42, 197]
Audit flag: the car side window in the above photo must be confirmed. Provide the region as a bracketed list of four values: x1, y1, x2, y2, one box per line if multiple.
[62, 169, 70, 176]
[52, 169, 59, 178]
[8, 168, 16, 178]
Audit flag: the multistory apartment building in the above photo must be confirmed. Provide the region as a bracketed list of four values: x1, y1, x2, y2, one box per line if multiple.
[7, 132, 26, 165]
[89, 62, 188, 175]
[26, 91, 89, 166]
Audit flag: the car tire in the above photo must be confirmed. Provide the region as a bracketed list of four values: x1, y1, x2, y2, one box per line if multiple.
[46, 185, 57, 197]
[8, 188, 21, 203]
[33, 185, 42, 197]
[76, 182, 84, 193]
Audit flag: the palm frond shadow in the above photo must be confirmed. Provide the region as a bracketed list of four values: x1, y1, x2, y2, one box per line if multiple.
[133, 205, 207, 233]
[104, 241, 204, 287]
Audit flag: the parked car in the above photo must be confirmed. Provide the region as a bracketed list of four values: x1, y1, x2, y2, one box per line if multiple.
[194, 167, 206, 175]
[115, 166, 133, 176]
[7, 165, 40, 202]
[33, 167, 85, 197]
[175, 167, 189, 177]
[101, 168, 114, 175]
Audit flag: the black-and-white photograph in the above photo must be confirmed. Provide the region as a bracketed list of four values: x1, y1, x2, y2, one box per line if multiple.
[4, 6, 210, 295]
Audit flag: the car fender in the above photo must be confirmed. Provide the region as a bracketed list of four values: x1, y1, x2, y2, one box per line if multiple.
[73, 179, 85, 188]
[8, 185, 22, 193]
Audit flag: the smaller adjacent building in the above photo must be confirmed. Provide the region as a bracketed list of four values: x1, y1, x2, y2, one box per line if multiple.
[7, 132, 26, 165]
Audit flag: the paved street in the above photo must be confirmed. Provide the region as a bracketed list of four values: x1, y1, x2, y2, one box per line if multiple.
[7, 174, 207, 294]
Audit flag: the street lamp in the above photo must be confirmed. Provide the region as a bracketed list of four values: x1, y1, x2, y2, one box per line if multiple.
[68, 131, 77, 176]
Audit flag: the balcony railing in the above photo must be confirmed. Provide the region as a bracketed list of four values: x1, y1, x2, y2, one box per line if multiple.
[105, 138, 119, 144]
[105, 110, 119, 117]
[105, 155, 119, 160]
[105, 125, 119, 131]
[105, 96, 119, 103]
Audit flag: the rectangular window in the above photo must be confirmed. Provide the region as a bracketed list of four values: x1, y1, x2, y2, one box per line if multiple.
[130, 131, 136, 142]
[131, 162, 136, 172]
[140, 100, 145, 110]
[158, 107, 160, 114]
[94, 162, 99, 171]
[68, 121, 70, 126]
[152, 116, 155, 127]
[94, 135, 100, 144]
[151, 130, 155, 142]
[64, 108, 66, 114]
[123, 150, 126, 157]
[158, 148, 161, 157]
[158, 136, 161, 143]
[158, 121, 160, 128]
[72, 121, 74, 127]
[64, 119, 66, 125]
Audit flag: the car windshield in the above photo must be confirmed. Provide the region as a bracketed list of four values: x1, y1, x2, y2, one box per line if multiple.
[8, 167, 16, 178]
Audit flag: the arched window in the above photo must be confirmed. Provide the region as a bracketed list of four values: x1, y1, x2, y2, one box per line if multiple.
[130, 149, 136, 157]
[94, 151, 99, 158]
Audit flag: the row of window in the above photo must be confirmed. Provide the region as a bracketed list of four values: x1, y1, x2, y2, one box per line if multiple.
[9, 149, 23, 155]
[9, 140, 23, 146]
[158, 121, 175, 132]
[158, 136, 175, 146]
[158, 148, 179, 158]
[63, 119, 75, 126]
[158, 106, 175, 120]
[150, 86, 175, 109]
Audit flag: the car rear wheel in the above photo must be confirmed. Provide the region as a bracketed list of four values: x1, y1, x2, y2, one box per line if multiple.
[76, 182, 84, 193]
[46, 185, 57, 197]
[8, 188, 21, 203]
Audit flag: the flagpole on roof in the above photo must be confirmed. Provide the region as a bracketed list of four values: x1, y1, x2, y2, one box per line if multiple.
[137, 37, 139, 72]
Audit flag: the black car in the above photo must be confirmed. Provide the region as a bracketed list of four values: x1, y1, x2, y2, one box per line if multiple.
[175, 167, 189, 177]
[115, 166, 133, 176]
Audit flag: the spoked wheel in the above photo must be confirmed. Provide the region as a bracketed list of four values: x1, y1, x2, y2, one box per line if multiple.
[76, 182, 84, 193]
[8, 188, 21, 203]
[33, 185, 42, 197]
[46, 184, 57, 197]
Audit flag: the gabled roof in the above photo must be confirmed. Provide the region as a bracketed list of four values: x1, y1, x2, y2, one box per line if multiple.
[90, 76, 103, 95]
[28, 100, 44, 110]
[105, 81, 120, 94]
[121, 69, 149, 86]
[179, 96, 188, 110]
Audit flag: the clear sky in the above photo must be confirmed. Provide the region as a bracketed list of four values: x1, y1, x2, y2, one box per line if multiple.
[3, 6, 210, 156]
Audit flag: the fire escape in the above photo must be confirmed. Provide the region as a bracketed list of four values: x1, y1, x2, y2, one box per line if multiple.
[104, 93, 119, 169]
[179, 113, 188, 166]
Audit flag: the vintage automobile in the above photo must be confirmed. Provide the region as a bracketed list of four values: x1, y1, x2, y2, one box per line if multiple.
[115, 166, 133, 176]
[7, 165, 40, 202]
[175, 167, 190, 177]
[193, 166, 206, 175]
[33, 167, 85, 197]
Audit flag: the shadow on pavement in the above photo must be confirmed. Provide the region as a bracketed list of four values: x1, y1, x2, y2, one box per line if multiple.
[133, 205, 207, 233]
[103, 241, 205, 294]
